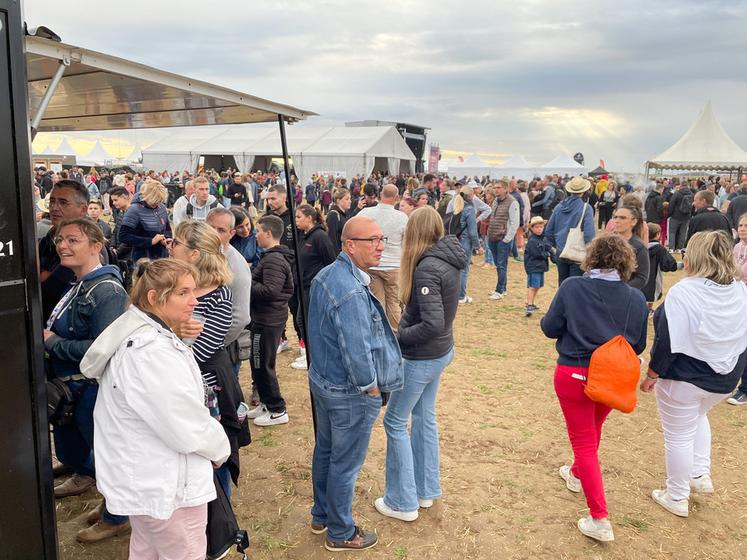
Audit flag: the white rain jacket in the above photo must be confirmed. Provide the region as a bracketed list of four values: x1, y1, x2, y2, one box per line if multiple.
[80, 306, 230, 519]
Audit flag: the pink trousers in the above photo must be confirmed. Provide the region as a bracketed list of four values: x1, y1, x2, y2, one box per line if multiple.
[128, 504, 207, 560]
[554, 364, 612, 519]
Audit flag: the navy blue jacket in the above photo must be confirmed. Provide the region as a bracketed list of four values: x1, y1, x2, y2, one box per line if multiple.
[230, 233, 261, 269]
[524, 232, 553, 274]
[541, 276, 648, 367]
[118, 193, 172, 261]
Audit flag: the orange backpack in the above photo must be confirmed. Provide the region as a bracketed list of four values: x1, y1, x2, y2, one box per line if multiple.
[584, 290, 641, 413]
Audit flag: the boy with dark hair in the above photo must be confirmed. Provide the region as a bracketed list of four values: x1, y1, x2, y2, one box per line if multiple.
[643, 223, 681, 313]
[87, 199, 112, 241]
[247, 215, 295, 427]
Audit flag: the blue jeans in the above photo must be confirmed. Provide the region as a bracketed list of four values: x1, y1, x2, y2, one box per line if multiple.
[510, 238, 519, 259]
[459, 237, 473, 298]
[481, 235, 494, 264]
[216, 465, 232, 498]
[383, 349, 454, 512]
[557, 258, 583, 286]
[489, 240, 511, 294]
[54, 380, 128, 525]
[311, 390, 381, 541]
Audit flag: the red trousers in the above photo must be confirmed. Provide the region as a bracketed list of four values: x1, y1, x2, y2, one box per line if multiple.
[554, 364, 612, 519]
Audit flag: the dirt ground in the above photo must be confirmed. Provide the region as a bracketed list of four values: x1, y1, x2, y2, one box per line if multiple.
[56, 257, 747, 560]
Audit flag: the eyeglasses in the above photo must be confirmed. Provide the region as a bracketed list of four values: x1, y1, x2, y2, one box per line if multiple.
[349, 236, 388, 247]
[53, 236, 85, 246]
[171, 238, 193, 249]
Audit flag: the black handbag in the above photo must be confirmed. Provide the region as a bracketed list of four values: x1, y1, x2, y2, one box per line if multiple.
[206, 473, 249, 560]
[46, 379, 75, 427]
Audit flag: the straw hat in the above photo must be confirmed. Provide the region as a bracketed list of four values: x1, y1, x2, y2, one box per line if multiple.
[529, 216, 546, 227]
[565, 176, 591, 194]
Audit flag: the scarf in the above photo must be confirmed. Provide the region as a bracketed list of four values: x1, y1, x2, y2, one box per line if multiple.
[584, 269, 621, 282]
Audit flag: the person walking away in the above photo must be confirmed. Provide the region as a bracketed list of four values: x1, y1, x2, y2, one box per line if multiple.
[685, 190, 732, 244]
[645, 182, 665, 229]
[81, 259, 230, 559]
[375, 206, 466, 522]
[642, 223, 681, 314]
[544, 176, 596, 285]
[610, 205, 650, 291]
[44, 218, 130, 542]
[486, 180, 519, 300]
[727, 212, 747, 405]
[172, 180, 196, 226]
[446, 185, 479, 304]
[667, 183, 694, 251]
[321, 185, 333, 213]
[291, 205, 337, 370]
[359, 184, 409, 325]
[118, 180, 172, 262]
[307, 216, 404, 551]
[641, 231, 747, 517]
[524, 216, 554, 316]
[247, 215, 294, 425]
[541, 235, 648, 542]
[326, 187, 352, 254]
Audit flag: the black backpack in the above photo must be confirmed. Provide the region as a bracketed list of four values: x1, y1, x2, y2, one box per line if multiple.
[679, 190, 694, 216]
[548, 185, 566, 213]
[443, 210, 465, 239]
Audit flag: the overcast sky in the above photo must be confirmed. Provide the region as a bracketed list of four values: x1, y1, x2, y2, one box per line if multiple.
[25, 0, 747, 171]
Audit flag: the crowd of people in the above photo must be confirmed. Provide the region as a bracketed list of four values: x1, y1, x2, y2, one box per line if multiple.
[32, 161, 747, 556]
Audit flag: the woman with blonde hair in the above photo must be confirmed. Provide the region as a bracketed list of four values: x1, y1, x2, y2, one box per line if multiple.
[169, 220, 249, 498]
[448, 185, 479, 303]
[119, 179, 171, 261]
[375, 206, 467, 522]
[81, 258, 230, 559]
[642, 230, 747, 517]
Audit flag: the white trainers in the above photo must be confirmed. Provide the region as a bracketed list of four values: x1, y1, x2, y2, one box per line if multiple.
[651, 489, 688, 517]
[253, 409, 289, 426]
[418, 498, 434, 508]
[690, 474, 714, 494]
[276, 339, 289, 354]
[559, 465, 581, 493]
[488, 292, 504, 300]
[458, 296, 473, 304]
[577, 516, 614, 542]
[373, 498, 418, 522]
[246, 404, 267, 419]
[291, 355, 308, 370]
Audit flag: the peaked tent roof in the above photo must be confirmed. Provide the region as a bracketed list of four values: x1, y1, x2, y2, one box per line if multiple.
[540, 153, 587, 173]
[79, 140, 113, 166]
[54, 137, 77, 156]
[32, 144, 52, 155]
[589, 166, 608, 176]
[496, 154, 533, 168]
[647, 101, 747, 170]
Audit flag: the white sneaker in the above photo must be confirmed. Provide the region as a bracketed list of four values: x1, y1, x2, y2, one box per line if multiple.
[489, 292, 504, 300]
[458, 296, 473, 304]
[559, 465, 581, 493]
[276, 339, 289, 354]
[690, 474, 714, 494]
[246, 404, 266, 419]
[418, 498, 434, 508]
[291, 355, 308, 370]
[253, 409, 289, 426]
[577, 516, 614, 542]
[373, 497, 418, 522]
[651, 489, 688, 517]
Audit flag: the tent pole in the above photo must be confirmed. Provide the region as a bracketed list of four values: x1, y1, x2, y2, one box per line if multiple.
[278, 114, 317, 439]
[30, 59, 68, 138]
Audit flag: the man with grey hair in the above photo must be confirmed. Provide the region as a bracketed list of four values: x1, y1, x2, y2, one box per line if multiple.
[172, 179, 195, 225]
[359, 184, 408, 327]
[207, 208, 252, 375]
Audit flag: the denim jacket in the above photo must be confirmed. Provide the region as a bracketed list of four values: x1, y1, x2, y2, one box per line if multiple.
[45, 266, 128, 379]
[307, 252, 403, 397]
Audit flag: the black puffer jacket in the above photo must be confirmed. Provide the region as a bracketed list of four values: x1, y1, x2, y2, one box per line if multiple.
[250, 245, 295, 328]
[398, 235, 468, 360]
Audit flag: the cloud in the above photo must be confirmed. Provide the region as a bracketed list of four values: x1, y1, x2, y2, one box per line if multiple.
[24, 0, 747, 171]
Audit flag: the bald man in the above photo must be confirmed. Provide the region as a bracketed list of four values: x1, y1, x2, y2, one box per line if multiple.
[306, 216, 403, 552]
[359, 184, 408, 327]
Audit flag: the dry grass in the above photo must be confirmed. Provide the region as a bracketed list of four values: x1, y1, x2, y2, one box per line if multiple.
[57, 256, 747, 559]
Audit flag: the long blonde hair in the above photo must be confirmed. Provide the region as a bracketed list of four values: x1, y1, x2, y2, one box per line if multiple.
[399, 206, 444, 305]
[173, 220, 233, 288]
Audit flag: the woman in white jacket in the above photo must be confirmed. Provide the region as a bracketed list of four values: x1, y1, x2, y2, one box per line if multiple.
[81, 259, 230, 560]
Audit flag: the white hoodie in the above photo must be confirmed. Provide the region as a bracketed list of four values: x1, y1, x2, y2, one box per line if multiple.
[81, 306, 230, 519]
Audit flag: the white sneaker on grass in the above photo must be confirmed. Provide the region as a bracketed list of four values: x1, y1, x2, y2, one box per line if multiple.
[458, 296, 473, 304]
[489, 292, 504, 300]
[246, 404, 266, 419]
[690, 474, 714, 494]
[559, 465, 581, 493]
[276, 339, 289, 354]
[373, 498, 418, 522]
[577, 516, 614, 542]
[253, 409, 289, 426]
[418, 498, 434, 508]
[651, 488, 688, 517]
[291, 355, 308, 370]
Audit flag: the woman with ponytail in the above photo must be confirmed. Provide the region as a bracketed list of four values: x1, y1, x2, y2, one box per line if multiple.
[448, 185, 479, 303]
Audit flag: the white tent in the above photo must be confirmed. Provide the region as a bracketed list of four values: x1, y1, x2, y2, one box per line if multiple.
[493, 154, 537, 180]
[540, 153, 588, 176]
[447, 153, 494, 179]
[646, 101, 747, 174]
[78, 140, 114, 167]
[54, 137, 77, 156]
[122, 142, 143, 164]
[142, 125, 416, 183]
[32, 144, 54, 156]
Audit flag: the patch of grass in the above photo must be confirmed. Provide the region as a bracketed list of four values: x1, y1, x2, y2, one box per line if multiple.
[479, 422, 498, 429]
[477, 384, 494, 395]
[262, 536, 292, 552]
[393, 546, 408, 559]
[735, 533, 747, 541]
[257, 430, 277, 447]
[732, 419, 747, 429]
[620, 515, 650, 531]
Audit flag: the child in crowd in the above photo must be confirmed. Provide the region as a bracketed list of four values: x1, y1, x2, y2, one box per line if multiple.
[642, 223, 681, 314]
[87, 199, 112, 242]
[524, 216, 554, 316]
[247, 215, 295, 426]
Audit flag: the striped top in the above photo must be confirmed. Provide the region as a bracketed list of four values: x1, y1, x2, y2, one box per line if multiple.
[192, 285, 233, 387]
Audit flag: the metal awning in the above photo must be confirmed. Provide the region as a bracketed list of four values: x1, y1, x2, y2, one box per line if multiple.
[25, 35, 315, 132]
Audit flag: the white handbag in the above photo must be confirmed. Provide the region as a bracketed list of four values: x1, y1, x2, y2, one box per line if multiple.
[559, 203, 589, 263]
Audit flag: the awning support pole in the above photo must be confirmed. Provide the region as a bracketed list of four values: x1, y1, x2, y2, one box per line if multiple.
[278, 114, 317, 439]
[30, 59, 68, 138]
